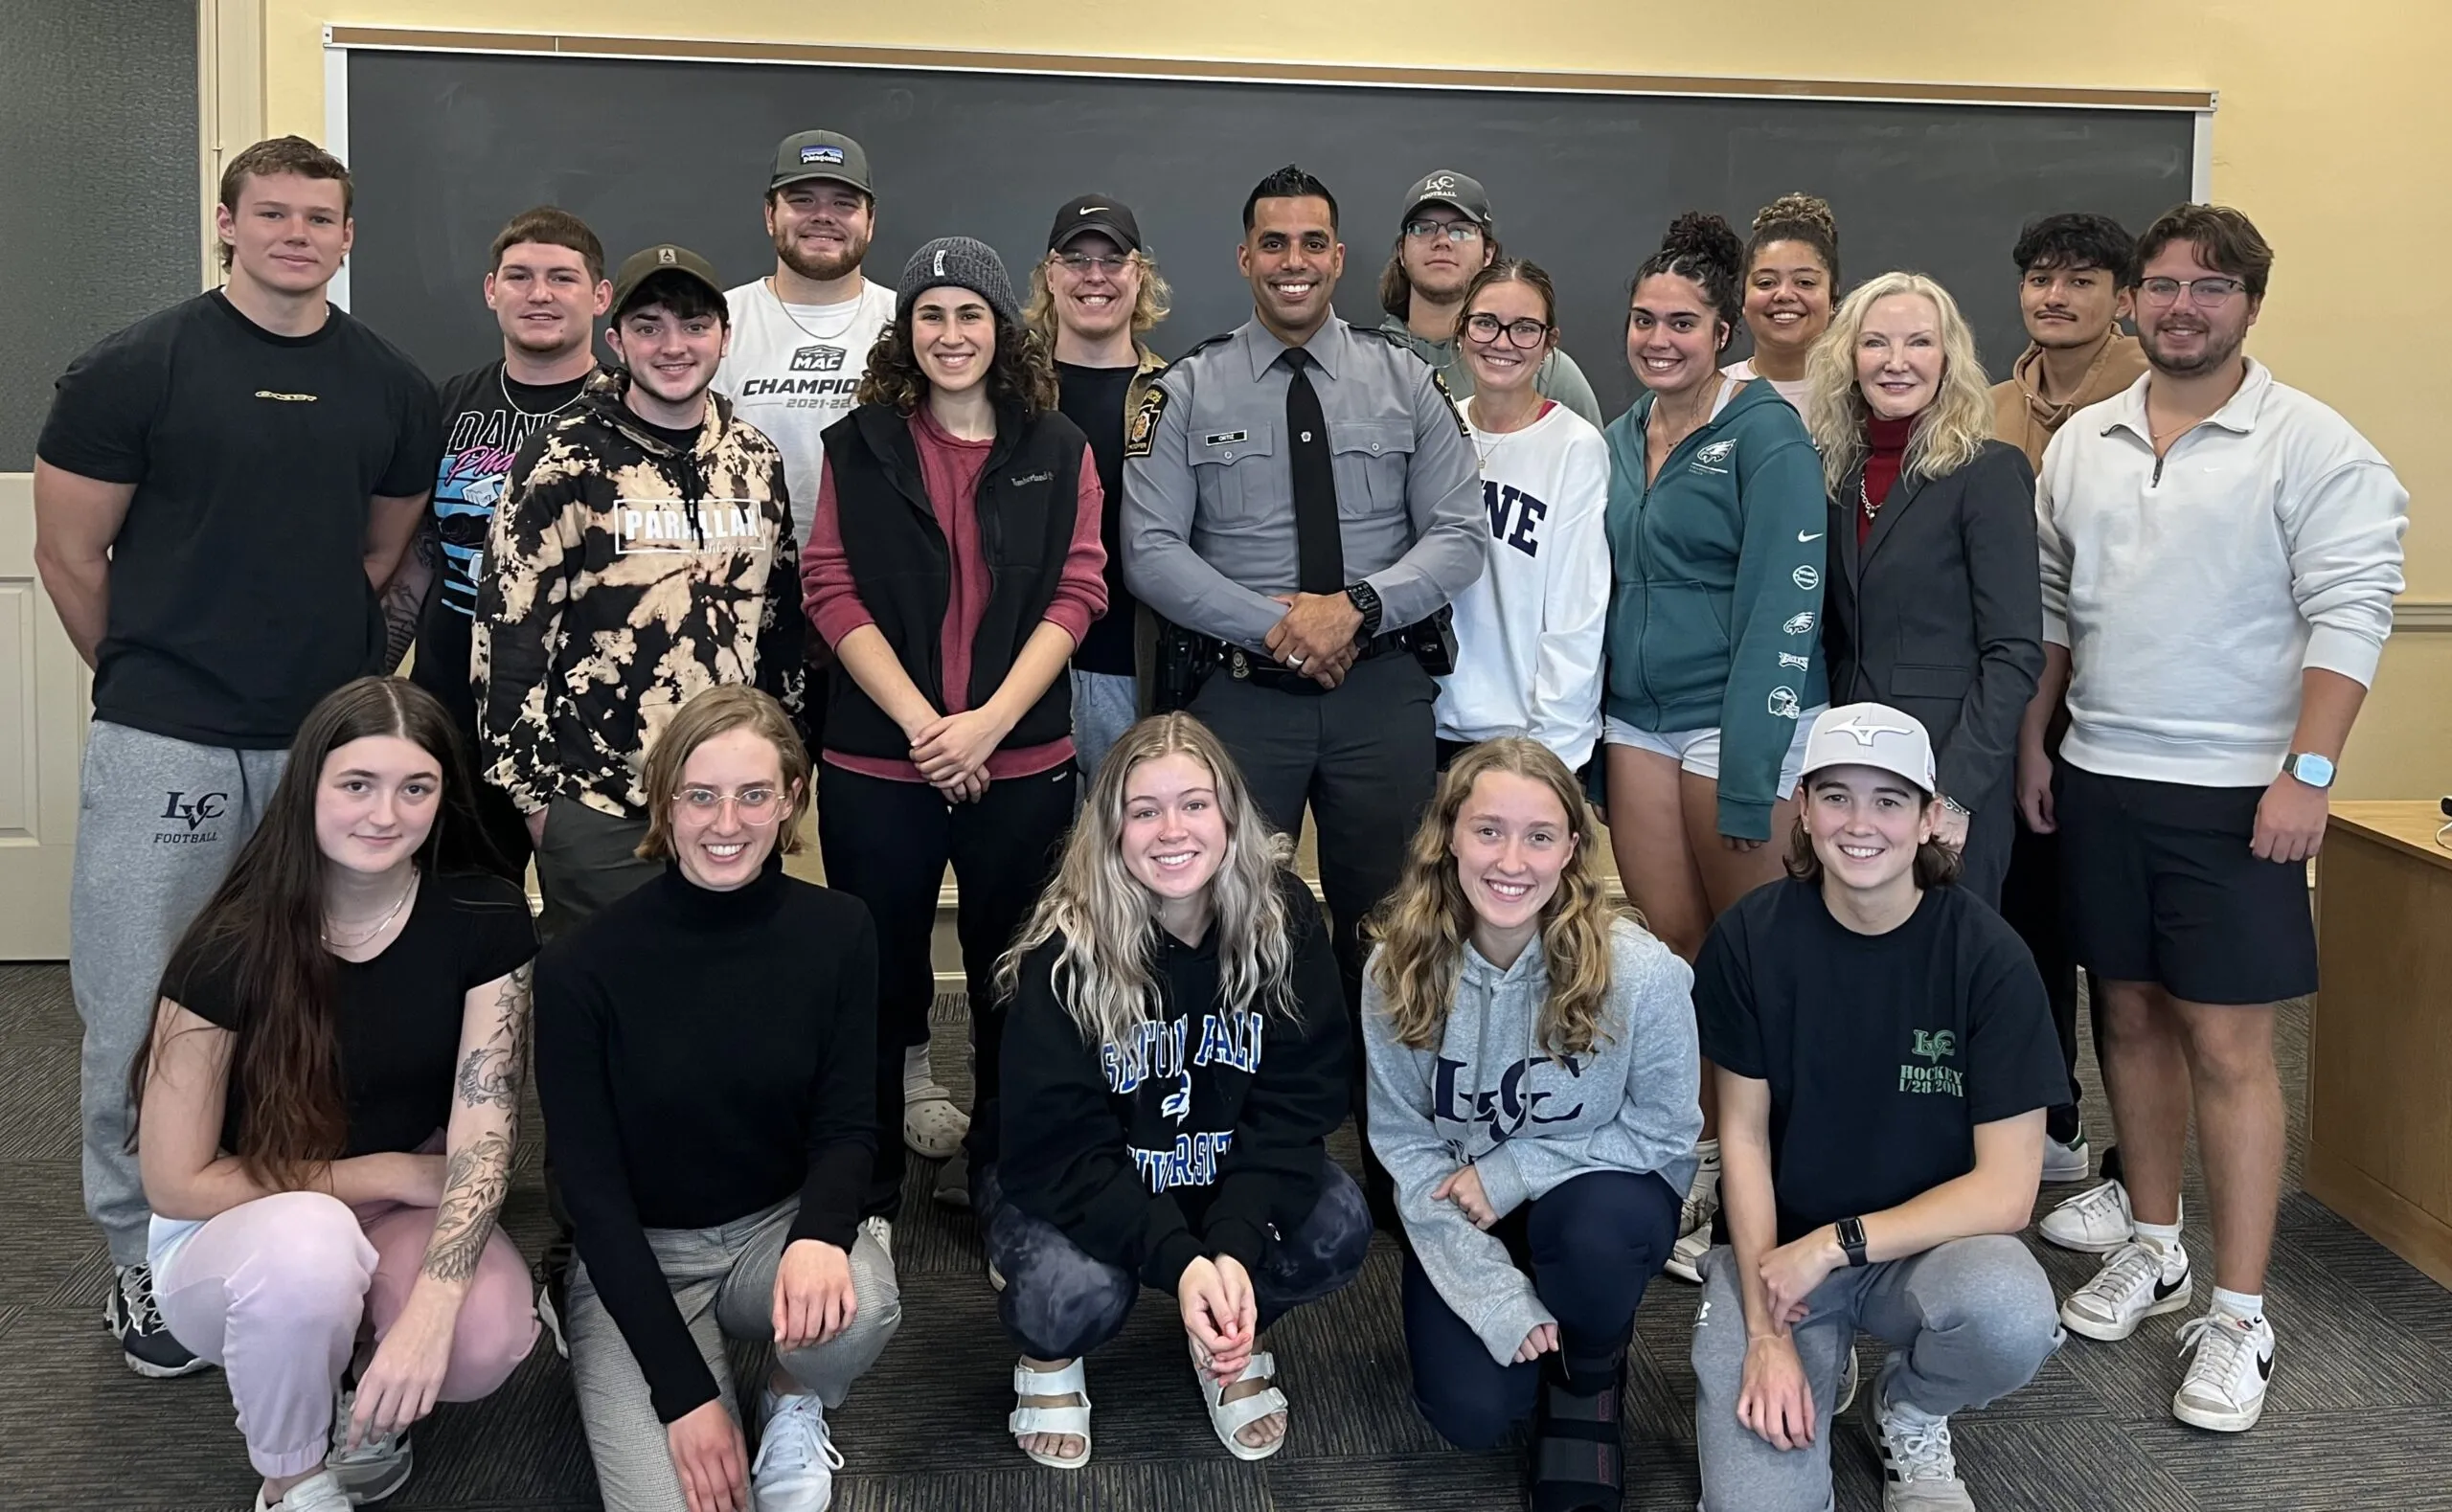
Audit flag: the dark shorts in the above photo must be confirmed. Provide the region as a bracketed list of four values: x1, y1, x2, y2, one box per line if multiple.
[2055, 762, 2316, 1005]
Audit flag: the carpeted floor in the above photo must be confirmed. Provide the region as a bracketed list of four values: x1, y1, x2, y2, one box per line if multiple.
[4, 963, 2448, 1510]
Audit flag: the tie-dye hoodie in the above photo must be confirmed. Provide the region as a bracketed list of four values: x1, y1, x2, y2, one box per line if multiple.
[472, 367, 804, 821]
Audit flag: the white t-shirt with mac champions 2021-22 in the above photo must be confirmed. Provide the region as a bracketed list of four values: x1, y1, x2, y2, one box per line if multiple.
[715, 277, 898, 547]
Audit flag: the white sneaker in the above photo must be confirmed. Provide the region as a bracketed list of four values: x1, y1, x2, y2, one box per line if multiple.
[2038, 1178, 2139, 1253]
[1869, 1385, 1975, 1511]
[858, 1215, 894, 1265]
[255, 1469, 352, 1511]
[2171, 1310, 2274, 1433]
[327, 1388, 413, 1502]
[1834, 1342, 1862, 1414]
[2041, 1132, 2092, 1185]
[752, 1388, 846, 1510]
[2060, 1238, 2192, 1342]
[1664, 1160, 1721, 1284]
[903, 1087, 969, 1160]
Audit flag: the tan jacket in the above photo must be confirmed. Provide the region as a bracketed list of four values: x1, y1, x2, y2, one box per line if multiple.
[1990, 333, 2150, 469]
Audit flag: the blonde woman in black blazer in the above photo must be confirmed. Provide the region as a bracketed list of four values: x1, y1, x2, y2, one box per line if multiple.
[1802, 272, 2043, 903]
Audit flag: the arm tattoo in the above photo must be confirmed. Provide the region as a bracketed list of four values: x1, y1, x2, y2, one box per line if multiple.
[455, 963, 533, 1110]
[378, 522, 440, 671]
[420, 1127, 513, 1284]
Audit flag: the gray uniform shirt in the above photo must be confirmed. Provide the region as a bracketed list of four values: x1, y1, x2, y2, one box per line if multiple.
[1123, 314, 1485, 654]
[1377, 315, 1607, 429]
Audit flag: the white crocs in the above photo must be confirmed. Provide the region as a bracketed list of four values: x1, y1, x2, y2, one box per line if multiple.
[902, 1087, 969, 1160]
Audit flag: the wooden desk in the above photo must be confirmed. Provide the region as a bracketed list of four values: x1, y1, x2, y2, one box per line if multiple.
[2306, 801, 2452, 1288]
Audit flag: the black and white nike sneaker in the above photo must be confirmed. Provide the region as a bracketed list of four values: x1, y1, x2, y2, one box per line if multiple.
[2059, 1237, 2192, 1343]
[2171, 1310, 2275, 1433]
[107, 1263, 211, 1378]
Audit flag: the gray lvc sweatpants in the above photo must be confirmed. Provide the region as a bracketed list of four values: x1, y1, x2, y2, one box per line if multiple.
[1689, 1234, 2063, 1512]
[74, 721, 288, 1265]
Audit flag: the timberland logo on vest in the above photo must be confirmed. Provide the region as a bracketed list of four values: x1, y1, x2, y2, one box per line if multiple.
[1898, 1028, 1964, 1096]
[613, 496, 769, 555]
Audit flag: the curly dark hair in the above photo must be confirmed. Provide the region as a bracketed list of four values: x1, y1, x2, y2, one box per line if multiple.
[1747, 192, 1841, 289]
[854, 308, 1059, 418]
[1631, 212, 1746, 343]
[1243, 164, 1339, 233]
[2011, 212, 2139, 285]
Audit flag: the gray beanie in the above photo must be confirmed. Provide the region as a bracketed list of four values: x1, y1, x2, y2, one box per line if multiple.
[897, 237, 1022, 327]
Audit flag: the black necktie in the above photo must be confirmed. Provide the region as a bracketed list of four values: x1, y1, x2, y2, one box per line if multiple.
[1282, 348, 1345, 596]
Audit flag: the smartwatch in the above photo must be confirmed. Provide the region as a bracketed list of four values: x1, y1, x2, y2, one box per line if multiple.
[1344, 580, 1384, 641]
[1834, 1216, 1870, 1268]
[2282, 752, 2336, 790]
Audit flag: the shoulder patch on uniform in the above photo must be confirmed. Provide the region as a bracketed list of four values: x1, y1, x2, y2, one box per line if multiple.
[1180, 331, 1237, 359]
[1427, 367, 1470, 437]
[1124, 383, 1169, 459]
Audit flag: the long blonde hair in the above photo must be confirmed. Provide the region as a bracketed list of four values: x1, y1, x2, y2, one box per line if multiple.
[1805, 271, 1995, 494]
[1023, 249, 1174, 346]
[991, 714, 1299, 1050]
[1366, 738, 1623, 1057]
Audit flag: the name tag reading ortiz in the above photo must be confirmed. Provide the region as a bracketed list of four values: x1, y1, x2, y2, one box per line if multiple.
[614, 498, 769, 555]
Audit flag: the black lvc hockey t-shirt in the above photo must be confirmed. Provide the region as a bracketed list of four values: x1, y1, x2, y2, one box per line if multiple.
[37, 291, 441, 748]
[1694, 878, 2064, 1244]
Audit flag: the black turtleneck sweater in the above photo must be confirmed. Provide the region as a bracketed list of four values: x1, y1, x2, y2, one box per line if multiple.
[996, 873, 1351, 1293]
[534, 859, 876, 1423]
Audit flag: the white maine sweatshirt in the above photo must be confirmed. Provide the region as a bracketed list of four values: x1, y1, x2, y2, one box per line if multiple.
[2037, 360, 2407, 787]
[1436, 398, 1611, 767]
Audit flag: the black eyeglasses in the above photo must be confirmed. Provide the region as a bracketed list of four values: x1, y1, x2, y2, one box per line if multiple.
[2138, 276, 2246, 307]
[1464, 313, 1552, 349]
[1403, 219, 1483, 245]
[1055, 253, 1131, 277]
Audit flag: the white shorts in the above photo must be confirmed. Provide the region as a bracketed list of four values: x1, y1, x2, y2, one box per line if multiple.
[1601, 708, 1825, 798]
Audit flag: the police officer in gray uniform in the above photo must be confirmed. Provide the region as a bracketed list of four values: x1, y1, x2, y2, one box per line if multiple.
[1124, 166, 1482, 1200]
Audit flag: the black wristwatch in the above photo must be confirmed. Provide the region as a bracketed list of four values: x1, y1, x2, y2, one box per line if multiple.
[1834, 1216, 1870, 1268]
[1344, 580, 1383, 641]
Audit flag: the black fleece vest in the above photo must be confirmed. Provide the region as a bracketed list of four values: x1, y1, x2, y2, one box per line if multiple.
[818, 402, 1086, 759]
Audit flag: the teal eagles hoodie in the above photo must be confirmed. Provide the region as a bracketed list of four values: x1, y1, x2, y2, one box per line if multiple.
[1362, 919, 1701, 1365]
[1601, 379, 1828, 840]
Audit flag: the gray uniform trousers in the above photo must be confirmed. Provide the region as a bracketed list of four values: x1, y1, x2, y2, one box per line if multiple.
[73, 721, 289, 1265]
[566, 1198, 900, 1512]
[1690, 1234, 2062, 1512]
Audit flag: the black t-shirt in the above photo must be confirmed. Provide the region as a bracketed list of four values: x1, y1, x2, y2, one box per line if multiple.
[162, 870, 536, 1159]
[411, 362, 589, 736]
[1693, 879, 2063, 1244]
[37, 292, 443, 748]
[1056, 361, 1139, 676]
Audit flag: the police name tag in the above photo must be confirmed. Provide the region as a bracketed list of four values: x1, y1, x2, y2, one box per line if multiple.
[1203, 430, 1248, 446]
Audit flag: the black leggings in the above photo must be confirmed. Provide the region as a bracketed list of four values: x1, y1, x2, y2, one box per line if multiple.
[816, 760, 1077, 1219]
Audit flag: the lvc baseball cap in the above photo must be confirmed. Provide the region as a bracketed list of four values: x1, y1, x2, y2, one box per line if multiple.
[769, 130, 874, 195]
[1048, 194, 1143, 255]
[1802, 703, 1938, 795]
[1400, 169, 1493, 227]
[609, 244, 724, 318]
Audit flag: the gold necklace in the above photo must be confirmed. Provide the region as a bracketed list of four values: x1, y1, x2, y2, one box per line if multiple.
[323, 867, 419, 950]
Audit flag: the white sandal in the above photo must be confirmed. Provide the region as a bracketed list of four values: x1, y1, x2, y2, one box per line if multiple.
[1009, 1357, 1092, 1470]
[902, 1086, 969, 1159]
[1191, 1341, 1289, 1462]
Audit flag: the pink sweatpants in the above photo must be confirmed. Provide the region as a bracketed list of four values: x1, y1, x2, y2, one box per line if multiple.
[155, 1189, 538, 1477]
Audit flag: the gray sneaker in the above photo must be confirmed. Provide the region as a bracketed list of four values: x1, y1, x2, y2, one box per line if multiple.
[328, 1388, 414, 1502]
[1869, 1374, 1976, 1511]
[110, 1263, 211, 1379]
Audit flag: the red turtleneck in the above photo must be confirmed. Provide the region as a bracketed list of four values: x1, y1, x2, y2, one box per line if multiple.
[1859, 414, 1918, 546]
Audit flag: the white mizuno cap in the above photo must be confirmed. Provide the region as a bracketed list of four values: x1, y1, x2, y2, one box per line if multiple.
[1802, 703, 1937, 795]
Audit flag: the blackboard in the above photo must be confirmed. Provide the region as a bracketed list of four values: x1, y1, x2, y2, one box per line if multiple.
[340, 46, 2198, 419]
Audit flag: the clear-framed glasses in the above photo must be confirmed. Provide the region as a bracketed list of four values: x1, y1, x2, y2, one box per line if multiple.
[1464, 313, 1553, 349]
[672, 785, 783, 824]
[1056, 252, 1130, 277]
[1403, 219, 1483, 244]
[2137, 275, 2246, 307]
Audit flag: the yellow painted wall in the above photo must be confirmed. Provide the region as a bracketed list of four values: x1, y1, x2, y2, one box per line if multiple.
[252, 0, 2451, 797]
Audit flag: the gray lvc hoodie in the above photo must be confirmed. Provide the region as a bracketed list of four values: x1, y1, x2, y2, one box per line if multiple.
[1363, 917, 1702, 1364]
